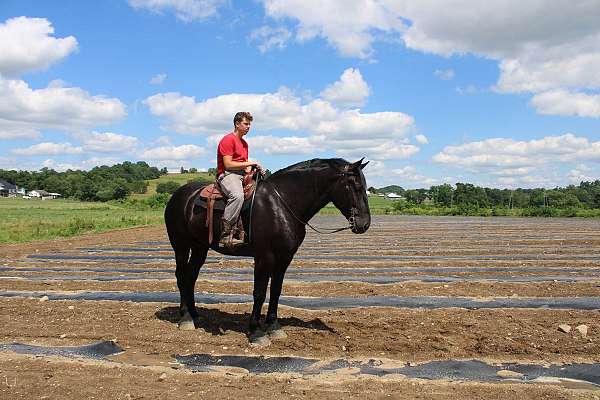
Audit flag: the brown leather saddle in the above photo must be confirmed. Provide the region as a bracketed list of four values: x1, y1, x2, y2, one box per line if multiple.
[194, 171, 257, 245]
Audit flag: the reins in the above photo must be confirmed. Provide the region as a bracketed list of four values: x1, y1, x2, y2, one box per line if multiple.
[262, 166, 357, 234]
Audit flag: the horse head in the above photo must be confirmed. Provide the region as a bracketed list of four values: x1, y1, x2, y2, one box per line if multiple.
[329, 158, 371, 234]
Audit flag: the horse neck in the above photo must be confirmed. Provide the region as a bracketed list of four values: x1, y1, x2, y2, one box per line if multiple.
[268, 169, 333, 222]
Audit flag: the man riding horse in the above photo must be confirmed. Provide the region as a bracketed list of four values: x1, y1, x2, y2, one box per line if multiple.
[216, 111, 261, 247]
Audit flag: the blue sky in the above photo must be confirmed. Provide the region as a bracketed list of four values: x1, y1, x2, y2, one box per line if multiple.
[1, 0, 599, 188]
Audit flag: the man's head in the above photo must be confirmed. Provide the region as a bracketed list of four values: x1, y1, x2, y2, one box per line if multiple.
[233, 112, 253, 136]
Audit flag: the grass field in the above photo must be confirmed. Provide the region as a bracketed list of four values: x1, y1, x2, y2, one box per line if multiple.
[321, 195, 395, 214]
[0, 198, 163, 244]
[0, 188, 397, 243]
[131, 172, 213, 198]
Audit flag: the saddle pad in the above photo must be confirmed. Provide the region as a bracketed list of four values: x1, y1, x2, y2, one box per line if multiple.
[194, 196, 226, 211]
[193, 195, 252, 214]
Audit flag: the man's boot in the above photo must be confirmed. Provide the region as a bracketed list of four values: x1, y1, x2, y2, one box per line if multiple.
[219, 219, 244, 247]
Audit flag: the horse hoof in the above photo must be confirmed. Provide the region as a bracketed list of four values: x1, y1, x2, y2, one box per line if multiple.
[178, 314, 196, 330]
[249, 331, 271, 347]
[267, 329, 287, 340]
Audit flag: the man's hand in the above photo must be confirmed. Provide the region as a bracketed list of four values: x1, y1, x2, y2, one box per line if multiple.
[249, 160, 262, 171]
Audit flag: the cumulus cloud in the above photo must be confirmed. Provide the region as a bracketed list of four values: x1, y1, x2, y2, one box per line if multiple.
[144, 69, 417, 161]
[391, 165, 438, 186]
[73, 131, 140, 153]
[144, 89, 412, 140]
[568, 167, 597, 183]
[0, 77, 126, 138]
[11, 142, 83, 156]
[415, 134, 428, 144]
[128, 0, 226, 22]
[249, 26, 292, 53]
[143, 68, 420, 162]
[434, 134, 600, 169]
[0, 17, 78, 77]
[434, 69, 454, 80]
[150, 73, 167, 85]
[530, 90, 600, 118]
[41, 159, 81, 172]
[0, 120, 40, 140]
[248, 135, 322, 155]
[319, 68, 371, 107]
[261, 0, 405, 59]
[257, 1, 600, 117]
[139, 144, 206, 160]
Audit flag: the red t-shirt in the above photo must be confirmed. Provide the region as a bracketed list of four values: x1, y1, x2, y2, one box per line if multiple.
[217, 132, 248, 175]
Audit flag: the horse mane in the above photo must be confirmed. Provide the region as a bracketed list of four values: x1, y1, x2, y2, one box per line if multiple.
[267, 158, 348, 180]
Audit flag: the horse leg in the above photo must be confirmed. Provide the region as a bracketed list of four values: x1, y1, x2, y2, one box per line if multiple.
[264, 256, 292, 340]
[249, 254, 273, 346]
[176, 246, 208, 330]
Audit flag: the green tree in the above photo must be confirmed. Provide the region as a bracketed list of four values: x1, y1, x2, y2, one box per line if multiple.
[156, 181, 181, 194]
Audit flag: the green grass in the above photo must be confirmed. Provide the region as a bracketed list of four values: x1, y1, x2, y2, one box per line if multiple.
[320, 195, 394, 215]
[0, 198, 164, 244]
[132, 172, 213, 198]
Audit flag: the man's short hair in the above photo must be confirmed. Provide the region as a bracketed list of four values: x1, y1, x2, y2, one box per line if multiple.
[234, 112, 253, 126]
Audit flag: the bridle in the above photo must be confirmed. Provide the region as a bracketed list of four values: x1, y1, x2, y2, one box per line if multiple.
[263, 164, 360, 234]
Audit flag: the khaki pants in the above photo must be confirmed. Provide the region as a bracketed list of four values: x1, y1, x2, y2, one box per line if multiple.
[218, 171, 244, 224]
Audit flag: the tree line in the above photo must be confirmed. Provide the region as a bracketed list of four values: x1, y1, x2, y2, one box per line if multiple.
[0, 161, 163, 201]
[370, 181, 600, 213]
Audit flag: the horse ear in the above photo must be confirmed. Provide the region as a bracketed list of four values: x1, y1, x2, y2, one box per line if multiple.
[360, 160, 369, 170]
[351, 158, 365, 170]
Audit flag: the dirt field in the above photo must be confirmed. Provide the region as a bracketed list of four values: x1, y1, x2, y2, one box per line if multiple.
[1, 215, 600, 399]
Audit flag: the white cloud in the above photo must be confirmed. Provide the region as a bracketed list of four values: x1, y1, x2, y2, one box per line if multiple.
[73, 131, 140, 153]
[434, 69, 454, 80]
[144, 88, 413, 139]
[42, 159, 80, 172]
[433, 134, 600, 170]
[530, 90, 600, 118]
[391, 1, 600, 116]
[128, 0, 226, 22]
[320, 68, 371, 107]
[144, 91, 414, 160]
[248, 135, 322, 155]
[261, 0, 405, 59]
[489, 167, 532, 177]
[0, 76, 126, 137]
[0, 120, 40, 140]
[249, 26, 292, 53]
[568, 168, 597, 183]
[144, 68, 420, 162]
[139, 144, 206, 160]
[11, 142, 83, 156]
[391, 165, 437, 186]
[0, 17, 78, 77]
[258, 1, 600, 117]
[415, 134, 428, 144]
[150, 73, 167, 85]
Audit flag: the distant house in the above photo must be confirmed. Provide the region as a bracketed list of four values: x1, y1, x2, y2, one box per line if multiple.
[385, 192, 404, 200]
[29, 189, 53, 199]
[0, 178, 17, 197]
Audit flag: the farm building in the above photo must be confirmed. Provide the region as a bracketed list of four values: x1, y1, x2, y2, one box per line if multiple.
[0, 178, 18, 197]
[385, 192, 405, 200]
[28, 189, 60, 199]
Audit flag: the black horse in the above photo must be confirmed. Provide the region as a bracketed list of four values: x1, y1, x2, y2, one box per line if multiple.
[164, 158, 371, 346]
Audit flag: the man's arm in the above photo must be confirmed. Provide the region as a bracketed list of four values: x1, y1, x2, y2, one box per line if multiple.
[222, 156, 257, 171]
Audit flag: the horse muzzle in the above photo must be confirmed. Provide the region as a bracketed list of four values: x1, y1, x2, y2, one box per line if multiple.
[348, 207, 370, 234]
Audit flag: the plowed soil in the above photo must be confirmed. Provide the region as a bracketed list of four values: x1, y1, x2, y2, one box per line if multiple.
[1, 216, 600, 399]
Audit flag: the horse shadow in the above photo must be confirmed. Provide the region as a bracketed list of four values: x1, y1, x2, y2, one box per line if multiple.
[155, 306, 334, 336]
